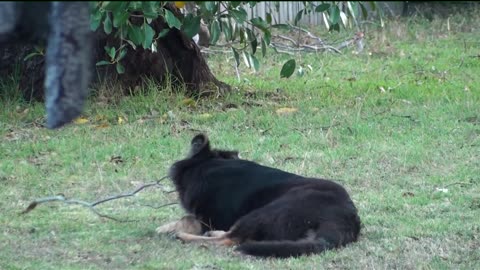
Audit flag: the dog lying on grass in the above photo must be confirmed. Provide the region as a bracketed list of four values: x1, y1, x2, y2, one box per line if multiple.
[157, 134, 361, 258]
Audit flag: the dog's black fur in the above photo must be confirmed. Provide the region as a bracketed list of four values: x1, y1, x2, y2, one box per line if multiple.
[169, 134, 361, 258]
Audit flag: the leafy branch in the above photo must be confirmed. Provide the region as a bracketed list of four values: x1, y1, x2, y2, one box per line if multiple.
[90, 1, 379, 78]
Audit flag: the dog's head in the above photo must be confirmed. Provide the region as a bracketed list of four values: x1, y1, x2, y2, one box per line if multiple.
[188, 134, 239, 160]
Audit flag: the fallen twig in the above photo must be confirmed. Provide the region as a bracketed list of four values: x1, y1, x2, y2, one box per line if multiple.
[275, 34, 298, 47]
[91, 180, 165, 207]
[139, 202, 178, 209]
[443, 182, 473, 188]
[21, 176, 173, 222]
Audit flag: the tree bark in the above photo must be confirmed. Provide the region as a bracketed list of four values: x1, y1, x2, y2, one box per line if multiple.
[0, 3, 230, 101]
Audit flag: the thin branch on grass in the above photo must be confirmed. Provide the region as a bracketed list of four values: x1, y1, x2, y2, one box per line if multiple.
[275, 34, 298, 47]
[138, 202, 178, 209]
[272, 48, 295, 55]
[270, 41, 341, 54]
[91, 179, 166, 207]
[443, 182, 473, 188]
[21, 176, 173, 222]
[269, 24, 354, 54]
[288, 23, 325, 45]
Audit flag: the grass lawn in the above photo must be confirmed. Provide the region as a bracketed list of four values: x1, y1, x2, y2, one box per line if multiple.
[1, 13, 479, 270]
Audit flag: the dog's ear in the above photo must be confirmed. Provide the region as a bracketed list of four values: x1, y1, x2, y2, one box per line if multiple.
[189, 134, 210, 158]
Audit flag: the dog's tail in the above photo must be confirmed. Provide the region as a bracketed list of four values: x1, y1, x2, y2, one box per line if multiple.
[236, 238, 334, 258]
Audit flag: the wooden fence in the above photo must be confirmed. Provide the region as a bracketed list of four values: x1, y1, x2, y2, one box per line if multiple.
[244, 2, 326, 26]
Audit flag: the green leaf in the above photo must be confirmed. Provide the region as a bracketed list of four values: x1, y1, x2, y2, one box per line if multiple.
[103, 2, 124, 11]
[266, 12, 272, 24]
[103, 14, 112, 35]
[280, 59, 296, 78]
[239, 28, 245, 43]
[143, 24, 155, 49]
[210, 20, 221, 45]
[222, 19, 233, 41]
[242, 51, 250, 68]
[128, 1, 142, 10]
[250, 17, 268, 31]
[230, 1, 242, 8]
[116, 62, 125, 74]
[108, 47, 116, 60]
[315, 3, 330, 12]
[143, 11, 158, 19]
[232, 47, 240, 67]
[182, 14, 201, 39]
[294, 10, 303, 25]
[128, 25, 144, 45]
[359, 3, 369, 19]
[249, 54, 259, 71]
[23, 52, 41, 61]
[96, 60, 111, 66]
[230, 8, 247, 23]
[142, 2, 158, 18]
[158, 29, 170, 39]
[245, 28, 254, 42]
[204, 2, 217, 12]
[90, 10, 103, 31]
[125, 39, 136, 50]
[117, 48, 127, 61]
[329, 6, 340, 25]
[113, 11, 130, 28]
[377, 7, 384, 28]
[164, 9, 182, 29]
[264, 30, 271, 45]
[346, 2, 358, 20]
[251, 37, 257, 55]
[272, 24, 290, 30]
[340, 11, 348, 27]
[261, 38, 267, 57]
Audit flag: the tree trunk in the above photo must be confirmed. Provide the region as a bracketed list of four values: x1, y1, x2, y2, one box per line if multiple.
[0, 3, 230, 102]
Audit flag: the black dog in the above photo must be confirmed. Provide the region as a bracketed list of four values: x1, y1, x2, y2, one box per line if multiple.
[164, 134, 361, 258]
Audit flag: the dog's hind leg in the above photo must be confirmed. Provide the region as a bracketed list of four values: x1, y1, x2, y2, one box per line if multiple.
[204, 230, 227, 237]
[176, 231, 236, 246]
[156, 220, 179, 234]
[156, 215, 203, 235]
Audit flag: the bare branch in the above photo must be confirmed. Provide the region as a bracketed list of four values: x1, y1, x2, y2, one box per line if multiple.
[301, 44, 341, 54]
[288, 23, 325, 45]
[138, 202, 178, 209]
[271, 47, 295, 55]
[443, 182, 473, 188]
[275, 35, 298, 47]
[21, 176, 172, 222]
[271, 41, 341, 54]
[91, 179, 166, 207]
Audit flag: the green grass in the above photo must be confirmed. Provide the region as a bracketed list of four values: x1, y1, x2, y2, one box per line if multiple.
[1, 14, 480, 269]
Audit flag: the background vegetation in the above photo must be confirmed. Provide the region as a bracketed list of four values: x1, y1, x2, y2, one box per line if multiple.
[1, 8, 479, 270]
